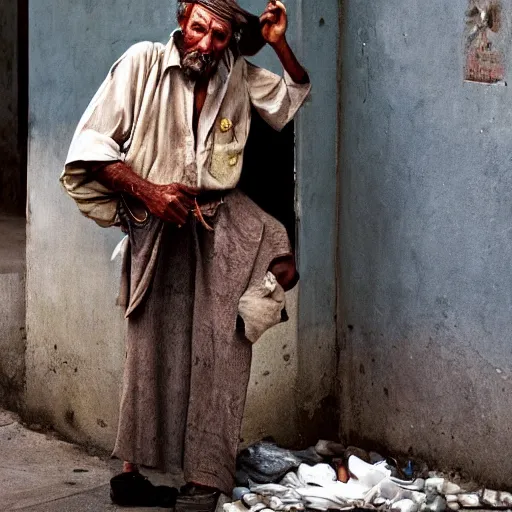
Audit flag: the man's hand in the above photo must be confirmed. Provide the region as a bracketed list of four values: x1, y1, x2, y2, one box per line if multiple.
[92, 161, 199, 226]
[260, 1, 287, 47]
[259, 1, 310, 85]
[142, 183, 199, 225]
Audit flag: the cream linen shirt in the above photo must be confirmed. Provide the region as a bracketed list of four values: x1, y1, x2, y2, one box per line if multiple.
[61, 33, 311, 227]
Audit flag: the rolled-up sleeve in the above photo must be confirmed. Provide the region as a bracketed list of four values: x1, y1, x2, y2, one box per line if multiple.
[60, 42, 154, 227]
[246, 60, 311, 132]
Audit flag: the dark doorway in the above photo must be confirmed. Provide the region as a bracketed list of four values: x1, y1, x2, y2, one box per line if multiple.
[0, 0, 27, 273]
[239, 109, 297, 250]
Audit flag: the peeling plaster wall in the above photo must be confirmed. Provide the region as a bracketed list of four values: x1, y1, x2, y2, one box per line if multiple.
[26, 0, 314, 451]
[339, 0, 512, 488]
[0, 0, 21, 213]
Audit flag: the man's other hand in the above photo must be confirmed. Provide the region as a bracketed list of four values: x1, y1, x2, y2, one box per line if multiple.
[269, 253, 298, 292]
[143, 183, 199, 225]
[260, 1, 287, 46]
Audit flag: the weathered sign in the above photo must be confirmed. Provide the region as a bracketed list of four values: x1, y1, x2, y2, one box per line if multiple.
[465, 0, 506, 84]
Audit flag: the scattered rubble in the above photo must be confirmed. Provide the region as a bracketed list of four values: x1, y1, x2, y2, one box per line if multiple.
[226, 441, 512, 512]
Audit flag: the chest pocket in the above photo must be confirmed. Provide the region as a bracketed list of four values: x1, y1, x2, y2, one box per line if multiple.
[209, 117, 247, 187]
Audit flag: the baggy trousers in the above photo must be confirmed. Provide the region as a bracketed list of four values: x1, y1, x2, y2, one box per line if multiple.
[112, 190, 291, 494]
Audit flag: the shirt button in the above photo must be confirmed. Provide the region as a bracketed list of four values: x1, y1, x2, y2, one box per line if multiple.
[229, 155, 238, 166]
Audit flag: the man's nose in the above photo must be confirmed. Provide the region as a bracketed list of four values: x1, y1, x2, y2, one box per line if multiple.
[197, 33, 213, 53]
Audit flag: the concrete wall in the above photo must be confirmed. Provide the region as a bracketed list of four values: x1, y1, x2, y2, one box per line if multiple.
[0, 272, 25, 411]
[26, 0, 338, 452]
[242, 288, 300, 446]
[295, 0, 340, 442]
[0, 0, 21, 213]
[0, 212, 26, 413]
[339, 0, 512, 488]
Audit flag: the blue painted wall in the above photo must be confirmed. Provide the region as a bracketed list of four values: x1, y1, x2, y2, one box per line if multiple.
[295, 0, 339, 437]
[339, 0, 512, 487]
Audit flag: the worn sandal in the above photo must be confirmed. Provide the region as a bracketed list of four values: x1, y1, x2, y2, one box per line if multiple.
[110, 471, 178, 507]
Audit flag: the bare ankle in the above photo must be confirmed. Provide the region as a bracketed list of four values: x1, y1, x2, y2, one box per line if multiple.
[123, 461, 139, 473]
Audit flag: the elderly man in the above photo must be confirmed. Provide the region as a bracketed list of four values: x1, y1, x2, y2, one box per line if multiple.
[61, 0, 310, 508]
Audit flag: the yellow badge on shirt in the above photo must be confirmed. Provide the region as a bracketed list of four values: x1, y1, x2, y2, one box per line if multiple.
[220, 118, 233, 133]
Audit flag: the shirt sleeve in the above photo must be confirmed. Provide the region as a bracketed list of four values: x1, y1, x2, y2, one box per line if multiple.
[60, 42, 157, 227]
[245, 60, 311, 132]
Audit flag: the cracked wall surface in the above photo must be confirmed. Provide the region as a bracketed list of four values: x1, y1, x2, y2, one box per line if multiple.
[338, 0, 512, 488]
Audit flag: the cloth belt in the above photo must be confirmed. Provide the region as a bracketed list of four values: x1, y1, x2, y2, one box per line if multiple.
[119, 191, 227, 230]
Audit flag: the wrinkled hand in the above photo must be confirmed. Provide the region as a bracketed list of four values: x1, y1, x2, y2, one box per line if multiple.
[143, 182, 199, 225]
[260, 1, 287, 46]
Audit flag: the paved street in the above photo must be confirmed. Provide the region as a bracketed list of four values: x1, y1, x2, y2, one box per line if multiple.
[0, 409, 185, 511]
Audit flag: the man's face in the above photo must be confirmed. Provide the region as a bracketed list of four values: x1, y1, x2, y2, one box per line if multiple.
[180, 5, 233, 79]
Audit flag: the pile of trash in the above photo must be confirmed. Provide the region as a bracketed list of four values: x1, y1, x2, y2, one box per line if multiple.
[224, 441, 512, 512]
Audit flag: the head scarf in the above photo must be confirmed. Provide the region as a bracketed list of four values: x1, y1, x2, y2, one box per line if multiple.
[179, 0, 266, 56]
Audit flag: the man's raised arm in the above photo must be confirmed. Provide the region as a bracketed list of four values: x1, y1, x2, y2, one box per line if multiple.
[260, 0, 309, 84]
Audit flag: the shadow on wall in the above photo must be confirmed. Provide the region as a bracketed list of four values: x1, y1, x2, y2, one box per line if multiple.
[239, 108, 296, 248]
[0, 0, 27, 413]
[0, 0, 27, 216]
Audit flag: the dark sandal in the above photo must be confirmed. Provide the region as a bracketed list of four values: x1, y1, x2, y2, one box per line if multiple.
[175, 483, 220, 512]
[110, 471, 178, 507]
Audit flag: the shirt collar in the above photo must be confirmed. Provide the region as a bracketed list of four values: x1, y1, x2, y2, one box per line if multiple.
[163, 29, 234, 83]
[163, 29, 183, 70]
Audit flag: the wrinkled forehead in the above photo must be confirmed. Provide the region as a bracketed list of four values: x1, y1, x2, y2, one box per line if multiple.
[189, 4, 233, 34]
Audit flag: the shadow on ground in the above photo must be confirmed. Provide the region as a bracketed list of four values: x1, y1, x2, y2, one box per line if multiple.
[0, 409, 185, 511]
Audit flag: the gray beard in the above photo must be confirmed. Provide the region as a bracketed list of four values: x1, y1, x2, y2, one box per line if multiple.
[180, 50, 217, 80]
[174, 30, 220, 80]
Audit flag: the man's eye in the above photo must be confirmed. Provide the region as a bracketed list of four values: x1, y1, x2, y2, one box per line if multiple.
[214, 31, 228, 42]
[192, 24, 207, 33]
